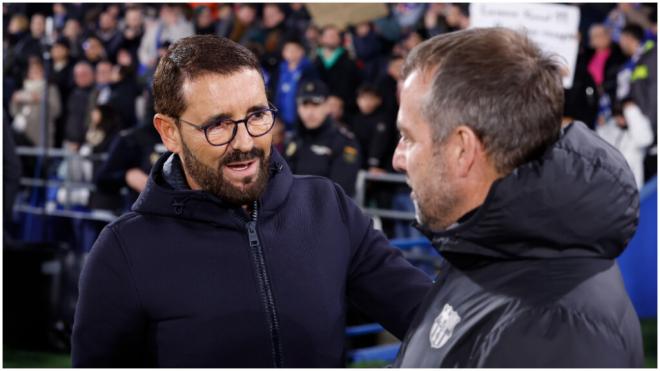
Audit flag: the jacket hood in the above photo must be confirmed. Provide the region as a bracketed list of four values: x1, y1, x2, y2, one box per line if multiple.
[131, 147, 293, 228]
[426, 122, 640, 260]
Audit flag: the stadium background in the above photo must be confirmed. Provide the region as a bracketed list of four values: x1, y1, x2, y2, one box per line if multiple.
[2, 2, 657, 367]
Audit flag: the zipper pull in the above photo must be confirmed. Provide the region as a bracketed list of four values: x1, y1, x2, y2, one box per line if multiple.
[246, 221, 259, 247]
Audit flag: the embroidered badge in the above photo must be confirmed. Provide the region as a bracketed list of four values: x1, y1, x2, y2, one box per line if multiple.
[429, 303, 461, 349]
[343, 146, 358, 163]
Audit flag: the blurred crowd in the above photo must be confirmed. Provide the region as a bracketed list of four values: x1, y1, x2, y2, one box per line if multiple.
[3, 3, 657, 245]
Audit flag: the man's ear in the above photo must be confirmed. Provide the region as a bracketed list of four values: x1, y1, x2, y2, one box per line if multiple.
[451, 125, 481, 178]
[153, 114, 181, 154]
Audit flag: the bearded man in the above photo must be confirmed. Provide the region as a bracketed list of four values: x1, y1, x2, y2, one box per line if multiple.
[71, 35, 431, 367]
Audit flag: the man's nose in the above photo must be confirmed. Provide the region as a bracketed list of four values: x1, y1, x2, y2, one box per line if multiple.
[230, 122, 254, 152]
[392, 140, 406, 173]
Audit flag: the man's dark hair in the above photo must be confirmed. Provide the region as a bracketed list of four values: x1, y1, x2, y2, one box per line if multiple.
[152, 35, 262, 120]
[621, 24, 645, 43]
[402, 27, 564, 174]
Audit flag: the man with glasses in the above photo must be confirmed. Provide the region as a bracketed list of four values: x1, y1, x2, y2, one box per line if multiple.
[285, 79, 361, 197]
[72, 35, 431, 367]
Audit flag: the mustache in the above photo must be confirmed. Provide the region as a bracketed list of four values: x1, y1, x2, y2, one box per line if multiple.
[220, 147, 266, 167]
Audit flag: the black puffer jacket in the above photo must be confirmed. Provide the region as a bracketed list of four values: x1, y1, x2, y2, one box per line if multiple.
[394, 122, 643, 367]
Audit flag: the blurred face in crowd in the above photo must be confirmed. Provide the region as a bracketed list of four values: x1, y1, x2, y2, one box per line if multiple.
[125, 8, 143, 30]
[305, 25, 320, 44]
[64, 19, 81, 39]
[84, 37, 106, 61]
[282, 42, 305, 65]
[53, 3, 66, 15]
[403, 32, 423, 52]
[99, 11, 118, 32]
[196, 7, 214, 28]
[236, 5, 257, 25]
[326, 96, 344, 121]
[320, 27, 342, 50]
[26, 60, 45, 81]
[357, 92, 382, 115]
[165, 69, 273, 205]
[393, 70, 459, 230]
[589, 25, 611, 51]
[619, 32, 640, 57]
[160, 5, 180, 26]
[298, 99, 330, 129]
[74, 63, 95, 88]
[387, 57, 404, 81]
[8, 15, 29, 35]
[30, 14, 46, 38]
[96, 61, 113, 85]
[117, 48, 133, 67]
[263, 4, 285, 29]
[51, 43, 69, 62]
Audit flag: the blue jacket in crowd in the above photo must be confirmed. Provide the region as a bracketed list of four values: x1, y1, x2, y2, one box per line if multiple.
[72, 149, 431, 367]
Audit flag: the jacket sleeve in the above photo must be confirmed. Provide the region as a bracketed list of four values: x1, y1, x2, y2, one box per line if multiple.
[337, 184, 432, 339]
[72, 225, 147, 367]
[476, 308, 643, 368]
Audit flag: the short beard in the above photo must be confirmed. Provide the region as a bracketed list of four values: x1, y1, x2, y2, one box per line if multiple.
[414, 148, 459, 231]
[180, 139, 270, 206]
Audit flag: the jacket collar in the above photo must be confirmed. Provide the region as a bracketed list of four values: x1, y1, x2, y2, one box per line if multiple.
[419, 122, 639, 260]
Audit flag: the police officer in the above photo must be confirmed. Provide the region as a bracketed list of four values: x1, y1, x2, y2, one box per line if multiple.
[285, 79, 361, 197]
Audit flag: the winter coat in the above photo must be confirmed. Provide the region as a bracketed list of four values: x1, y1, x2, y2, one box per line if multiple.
[394, 122, 643, 368]
[73, 149, 431, 367]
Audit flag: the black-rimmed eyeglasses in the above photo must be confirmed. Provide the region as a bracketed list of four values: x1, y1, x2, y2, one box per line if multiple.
[177, 105, 278, 146]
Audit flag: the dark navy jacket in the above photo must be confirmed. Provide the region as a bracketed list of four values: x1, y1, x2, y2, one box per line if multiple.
[72, 149, 431, 367]
[395, 122, 644, 367]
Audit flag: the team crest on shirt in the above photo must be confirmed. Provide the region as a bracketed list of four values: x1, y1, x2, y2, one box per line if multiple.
[429, 304, 461, 349]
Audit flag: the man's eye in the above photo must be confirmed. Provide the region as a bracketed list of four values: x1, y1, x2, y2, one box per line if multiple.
[207, 120, 232, 133]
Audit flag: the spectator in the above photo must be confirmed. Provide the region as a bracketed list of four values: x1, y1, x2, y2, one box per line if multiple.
[285, 3, 311, 38]
[326, 95, 346, 124]
[81, 104, 122, 212]
[96, 10, 123, 63]
[226, 4, 259, 43]
[64, 61, 95, 150]
[444, 3, 470, 31]
[109, 64, 140, 129]
[424, 3, 451, 37]
[93, 59, 113, 105]
[52, 3, 68, 32]
[269, 36, 318, 132]
[587, 24, 626, 109]
[349, 84, 394, 173]
[314, 25, 361, 116]
[62, 18, 84, 60]
[285, 79, 361, 197]
[303, 23, 321, 60]
[82, 35, 107, 66]
[94, 123, 164, 212]
[138, 4, 194, 73]
[10, 56, 61, 148]
[248, 4, 290, 77]
[5, 13, 42, 80]
[50, 38, 76, 148]
[597, 99, 654, 188]
[618, 24, 657, 132]
[351, 22, 386, 83]
[193, 5, 216, 35]
[392, 3, 427, 33]
[119, 5, 145, 65]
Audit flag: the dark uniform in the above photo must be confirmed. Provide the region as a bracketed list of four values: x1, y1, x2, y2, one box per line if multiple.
[285, 116, 361, 197]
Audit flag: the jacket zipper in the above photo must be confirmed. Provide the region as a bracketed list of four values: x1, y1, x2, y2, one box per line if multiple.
[245, 201, 283, 367]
